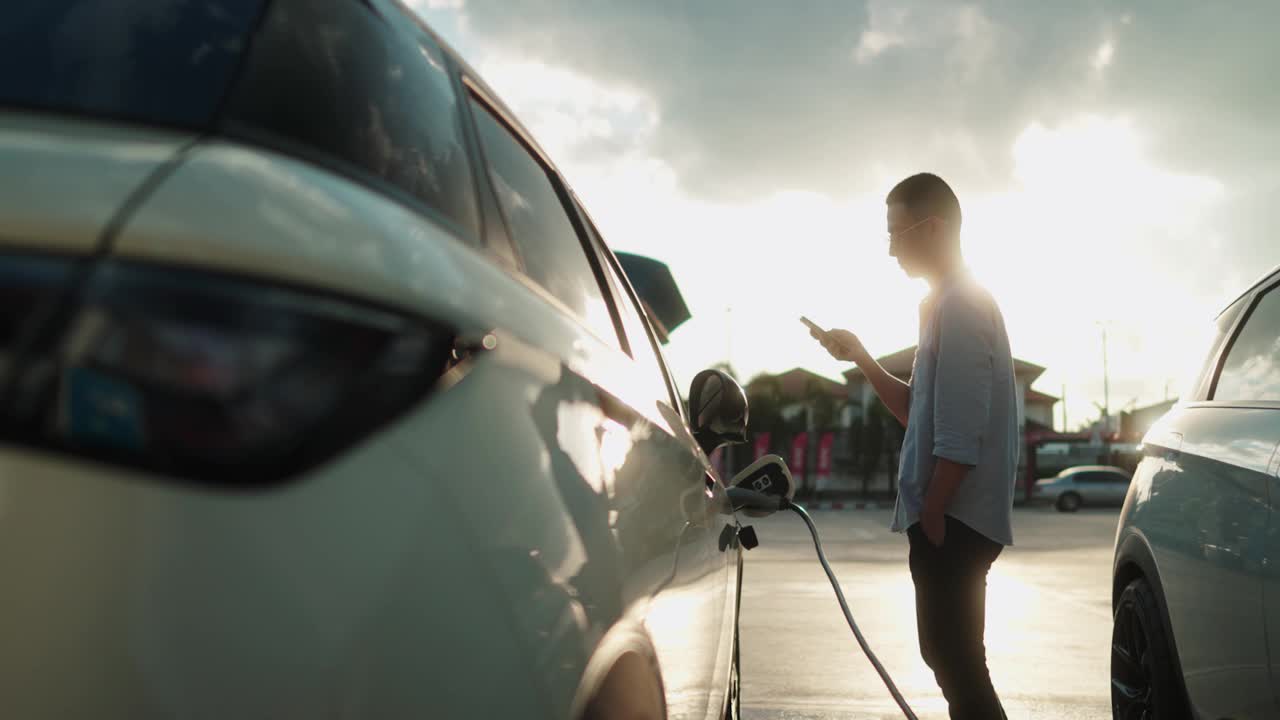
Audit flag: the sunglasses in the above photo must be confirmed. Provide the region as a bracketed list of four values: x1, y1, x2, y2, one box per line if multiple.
[886, 216, 941, 244]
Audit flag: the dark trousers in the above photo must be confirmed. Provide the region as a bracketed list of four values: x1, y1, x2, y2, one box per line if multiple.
[907, 516, 1006, 720]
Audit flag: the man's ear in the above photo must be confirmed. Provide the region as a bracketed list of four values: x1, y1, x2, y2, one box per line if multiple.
[928, 216, 944, 238]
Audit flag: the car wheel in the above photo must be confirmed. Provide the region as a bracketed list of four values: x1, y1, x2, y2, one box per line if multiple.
[1057, 492, 1082, 512]
[1111, 578, 1189, 720]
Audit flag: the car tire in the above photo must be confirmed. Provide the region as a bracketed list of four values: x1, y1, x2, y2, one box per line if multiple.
[1111, 577, 1189, 720]
[1057, 492, 1082, 512]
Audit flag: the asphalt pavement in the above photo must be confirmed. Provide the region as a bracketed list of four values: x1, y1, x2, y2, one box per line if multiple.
[738, 506, 1120, 719]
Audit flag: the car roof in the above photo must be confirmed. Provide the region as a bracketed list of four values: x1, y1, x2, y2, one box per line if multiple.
[1216, 263, 1280, 318]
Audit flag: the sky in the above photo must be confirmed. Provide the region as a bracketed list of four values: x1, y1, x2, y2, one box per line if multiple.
[412, 0, 1280, 431]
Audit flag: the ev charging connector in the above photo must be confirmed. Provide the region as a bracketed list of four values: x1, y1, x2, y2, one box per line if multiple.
[726, 454, 919, 720]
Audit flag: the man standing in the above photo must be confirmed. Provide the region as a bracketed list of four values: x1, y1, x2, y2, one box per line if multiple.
[813, 173, 1017, 719]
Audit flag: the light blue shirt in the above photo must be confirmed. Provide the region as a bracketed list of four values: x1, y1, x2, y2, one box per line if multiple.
[890, 271, 1018, 546]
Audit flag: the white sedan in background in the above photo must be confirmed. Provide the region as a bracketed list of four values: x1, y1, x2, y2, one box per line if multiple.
[1033, 465, 1132, 512]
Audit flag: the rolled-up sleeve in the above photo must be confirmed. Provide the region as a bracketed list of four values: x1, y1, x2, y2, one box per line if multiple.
[933, 294, 994, 466]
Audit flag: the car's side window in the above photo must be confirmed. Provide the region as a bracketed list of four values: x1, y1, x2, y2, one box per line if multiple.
[221, 0, 481, 240]
[579, 216, 681, 413]
[1212, 283, 1280, 402]
[466, 97, 621, 350]
[1183, 294, 1250, 402]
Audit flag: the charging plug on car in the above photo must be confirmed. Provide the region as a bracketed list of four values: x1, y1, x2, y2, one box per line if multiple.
[726, 454, 795, 550]
[727, 454, 920, 719]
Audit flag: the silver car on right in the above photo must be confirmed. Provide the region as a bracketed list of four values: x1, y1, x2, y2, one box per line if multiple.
[1112, 263, 1280, 719]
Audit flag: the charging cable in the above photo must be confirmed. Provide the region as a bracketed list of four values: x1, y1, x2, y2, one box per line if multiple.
[788, 501, 919, 720]
[727, 487, 918, 720]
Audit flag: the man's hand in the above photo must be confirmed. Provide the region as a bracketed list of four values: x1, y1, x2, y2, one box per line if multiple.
[921, 458, 971, 548]
[812, 327, 864, 362]
[921, 508, 946, 547]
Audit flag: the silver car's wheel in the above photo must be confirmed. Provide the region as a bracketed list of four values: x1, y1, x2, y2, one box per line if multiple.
[1057, 492, 1082, 512]
[1111, 578, 1188, 719]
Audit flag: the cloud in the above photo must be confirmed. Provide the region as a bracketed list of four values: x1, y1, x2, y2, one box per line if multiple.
[855, 30, 904, 63]
[410, 0, 1280, 418]
[474, 57, 659, 173]
[853, 1, 908, 63]
[1092, 40, 1114, 70]
[439, 2, 1277, 200]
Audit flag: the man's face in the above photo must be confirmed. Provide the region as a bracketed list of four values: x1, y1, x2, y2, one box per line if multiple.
[886, 202, 932, 278]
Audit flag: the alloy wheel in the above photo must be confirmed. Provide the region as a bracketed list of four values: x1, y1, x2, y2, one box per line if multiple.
[1111, 596, 1154, 719]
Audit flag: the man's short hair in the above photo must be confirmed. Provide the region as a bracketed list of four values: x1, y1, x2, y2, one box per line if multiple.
[886, 173, 962, 231]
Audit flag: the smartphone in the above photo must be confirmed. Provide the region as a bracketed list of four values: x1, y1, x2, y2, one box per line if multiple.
[799, 316, 826, 336]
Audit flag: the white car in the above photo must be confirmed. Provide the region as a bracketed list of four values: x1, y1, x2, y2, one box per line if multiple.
[0, 1, 749, 718]
[1032, 465, 1132, 512]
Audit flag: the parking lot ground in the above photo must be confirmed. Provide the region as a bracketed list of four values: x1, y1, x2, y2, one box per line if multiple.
[739, 506, 1119, 719]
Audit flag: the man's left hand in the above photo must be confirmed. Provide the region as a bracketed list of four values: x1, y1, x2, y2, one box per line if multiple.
[921, 509, 946, 547]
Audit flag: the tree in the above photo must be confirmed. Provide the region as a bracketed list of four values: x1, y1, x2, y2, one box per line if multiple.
[801, 378, 838, 431]
[744, 373, 784, 454]
[710, 361, 740, 383]
[859, 401, 888, 495]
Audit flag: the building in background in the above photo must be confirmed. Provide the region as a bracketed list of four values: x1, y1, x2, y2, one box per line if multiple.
[742, 368, 853, 494]
[736, 349, 1122, 500]
[842, 345, 1056, 426]
[1119, 398, 1178, 442]
[746, 368, 848, 423]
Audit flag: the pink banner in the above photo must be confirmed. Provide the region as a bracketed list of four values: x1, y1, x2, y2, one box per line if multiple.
[817, 431, 835, 479]
[753, 432, 771, 460]
[790, 432, 808, 477]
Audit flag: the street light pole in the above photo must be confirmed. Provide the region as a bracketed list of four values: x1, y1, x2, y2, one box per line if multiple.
[725, 306, 733, 369]
[1096, 321, 1111, 434]
[1061, 383, 1068, 432]
[1102, 325, 1110, 433]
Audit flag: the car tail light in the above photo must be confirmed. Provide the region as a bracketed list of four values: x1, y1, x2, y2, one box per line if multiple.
[2, 259, 453, 484]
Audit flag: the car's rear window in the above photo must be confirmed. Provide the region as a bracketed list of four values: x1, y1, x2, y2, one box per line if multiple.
[0, 0, 481, 242]
[221, 0, 481, 238]
[0, 0, 264, 129]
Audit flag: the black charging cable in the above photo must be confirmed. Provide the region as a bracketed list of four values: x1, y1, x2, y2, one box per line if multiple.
[786, 500, 920, 720]
[726, 488, 918, 719]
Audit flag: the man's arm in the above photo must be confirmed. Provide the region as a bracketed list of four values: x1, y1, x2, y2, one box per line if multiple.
[920, 457, 971, 545]
[814, 329, 910, 428]
[854, 345, 910, 428]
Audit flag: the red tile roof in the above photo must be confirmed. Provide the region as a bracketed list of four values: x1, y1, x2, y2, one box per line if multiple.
[747, 367, 847, 400]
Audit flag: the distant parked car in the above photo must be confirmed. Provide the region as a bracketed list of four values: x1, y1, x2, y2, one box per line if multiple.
[1032, 465, 1131, 511]
[1111, 263, 1280, 719]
